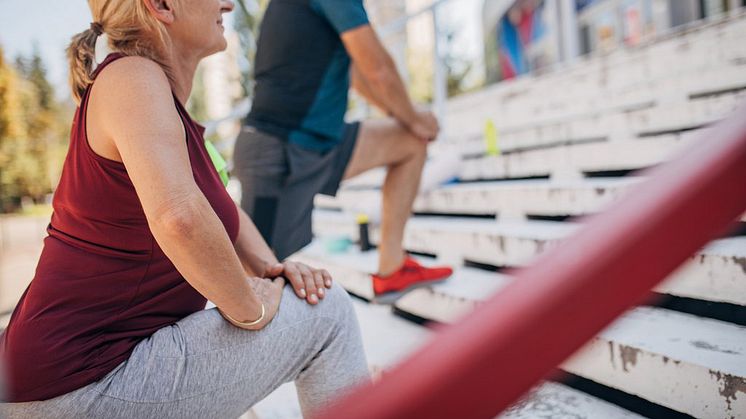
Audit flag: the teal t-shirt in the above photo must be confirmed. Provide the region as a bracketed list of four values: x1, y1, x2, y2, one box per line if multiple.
[245, 0, 369, 152]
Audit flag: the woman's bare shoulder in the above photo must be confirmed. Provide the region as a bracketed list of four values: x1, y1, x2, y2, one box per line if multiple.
[94, 55, 171, 103]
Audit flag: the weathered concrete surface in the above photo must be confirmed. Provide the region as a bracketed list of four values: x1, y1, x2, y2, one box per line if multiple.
[251, 265, 642, 419]
[317, 178, 638, 219]
[441, 14, 746, 150]
[564, 308, 746, 419]
[298, 245, 746, 419]
[312, 210, 746, 305]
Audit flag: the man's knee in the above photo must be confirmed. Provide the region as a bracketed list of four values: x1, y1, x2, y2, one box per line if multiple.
[392, 127, 427, 164]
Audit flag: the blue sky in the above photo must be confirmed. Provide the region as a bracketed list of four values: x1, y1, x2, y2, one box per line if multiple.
[0, 0, 93, 98]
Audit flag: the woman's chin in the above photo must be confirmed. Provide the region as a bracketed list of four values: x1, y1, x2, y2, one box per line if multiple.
[203, 41, 228, 58]
[217, 38, 229, 52]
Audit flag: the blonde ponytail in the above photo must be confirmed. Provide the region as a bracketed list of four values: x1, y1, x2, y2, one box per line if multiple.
[66, 1, 176, 105]
[66, 25, 101, 104]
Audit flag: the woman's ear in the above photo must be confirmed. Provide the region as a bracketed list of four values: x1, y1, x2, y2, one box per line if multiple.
[143, 0, 176, 24]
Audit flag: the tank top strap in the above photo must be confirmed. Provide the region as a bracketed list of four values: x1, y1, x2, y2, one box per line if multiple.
[91, 53, 126, 80]
[78, 53, 127, 112]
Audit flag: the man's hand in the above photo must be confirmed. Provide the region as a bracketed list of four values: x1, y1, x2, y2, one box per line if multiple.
[264, 261, 333, 305]
[408, 110, 440, 143]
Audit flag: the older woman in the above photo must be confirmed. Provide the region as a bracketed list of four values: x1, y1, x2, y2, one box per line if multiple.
[0, 0, 368, 417]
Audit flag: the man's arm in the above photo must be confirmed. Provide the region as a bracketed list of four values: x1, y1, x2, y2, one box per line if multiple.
[342, 25, 438, 141]
[350, 64, 388, 112]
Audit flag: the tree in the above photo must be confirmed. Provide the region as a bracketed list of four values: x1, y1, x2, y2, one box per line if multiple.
[0, 46, 30, 211]
[0, 45, 68, 212]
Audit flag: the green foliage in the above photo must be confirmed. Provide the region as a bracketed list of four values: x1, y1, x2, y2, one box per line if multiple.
[0, 45, 70, 213]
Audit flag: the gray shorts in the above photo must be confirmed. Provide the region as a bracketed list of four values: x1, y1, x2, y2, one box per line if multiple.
[233, 124, 359, 260]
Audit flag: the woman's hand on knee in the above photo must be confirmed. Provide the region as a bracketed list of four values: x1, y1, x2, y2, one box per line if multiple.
[231, 276, 285, 330]
[266, 261, 332, 305]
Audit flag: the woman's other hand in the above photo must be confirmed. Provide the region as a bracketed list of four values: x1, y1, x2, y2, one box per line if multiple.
[264, 261, 332, 305]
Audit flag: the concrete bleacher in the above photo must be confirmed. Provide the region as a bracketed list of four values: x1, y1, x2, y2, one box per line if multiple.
[250, 276, 646, 419]
[294, 244, 746, 418]
[296, 12, 746, 419]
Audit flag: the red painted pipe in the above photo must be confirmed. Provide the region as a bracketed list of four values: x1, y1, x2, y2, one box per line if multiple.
[317, 105, 746, 419]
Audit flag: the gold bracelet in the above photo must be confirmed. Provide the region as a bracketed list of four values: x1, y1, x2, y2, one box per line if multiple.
[220, 303, 265, 327]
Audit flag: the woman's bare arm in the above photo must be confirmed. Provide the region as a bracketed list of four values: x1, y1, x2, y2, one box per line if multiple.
[91, 56, 264, 324]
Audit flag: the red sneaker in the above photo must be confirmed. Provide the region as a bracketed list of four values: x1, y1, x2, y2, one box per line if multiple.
[372, 257, 453, 304]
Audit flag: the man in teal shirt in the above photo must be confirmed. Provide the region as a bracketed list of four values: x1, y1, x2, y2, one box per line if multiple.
[234, 0, 452, 302]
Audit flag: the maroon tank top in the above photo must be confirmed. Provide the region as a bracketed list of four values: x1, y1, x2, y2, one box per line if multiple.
[0, 54, 239, 402]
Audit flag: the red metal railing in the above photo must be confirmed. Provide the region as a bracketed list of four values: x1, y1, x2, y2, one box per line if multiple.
[317, 105, 746, 419]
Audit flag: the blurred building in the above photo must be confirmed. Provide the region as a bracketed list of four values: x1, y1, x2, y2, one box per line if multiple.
[198, 29, 244, 142]
[366, 0, 410, 78]
[483, 0, 746, 83]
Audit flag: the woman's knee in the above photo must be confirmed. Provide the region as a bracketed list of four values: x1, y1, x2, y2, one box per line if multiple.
[316, 282, 356, 321]
[279, 282, 355, 323]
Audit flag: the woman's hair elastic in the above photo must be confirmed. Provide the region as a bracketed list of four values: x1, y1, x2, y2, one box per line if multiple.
[90, 22, 104, 36]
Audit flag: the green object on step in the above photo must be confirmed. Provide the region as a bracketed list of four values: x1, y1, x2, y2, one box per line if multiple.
[205, 139, 229, 187]
[325, 236, 353, 253]
[484, 119, 500, 156]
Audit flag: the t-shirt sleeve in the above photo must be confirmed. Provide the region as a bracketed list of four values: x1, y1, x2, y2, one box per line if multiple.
[311, 0, 370, 34]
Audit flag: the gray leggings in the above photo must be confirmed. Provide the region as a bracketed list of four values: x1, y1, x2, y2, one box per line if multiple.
[1, 284, 369, 418]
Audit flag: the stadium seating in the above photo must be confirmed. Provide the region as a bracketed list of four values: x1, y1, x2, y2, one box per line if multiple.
[299, 12, 746, 418]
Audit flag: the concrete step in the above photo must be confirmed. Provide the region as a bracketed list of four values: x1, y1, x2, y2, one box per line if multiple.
[442, 15, 746, 146]
[500, 381, 644, 419]
[458, 134, 688, 181]
[345, 132, 696, 185]
[253, 263, 644, 419]
[291, 241, 486, 303]
[335, 154, 746, 222]
[317, 178, 638, 219]
[295, 245, 746, 418]
[408, 280, 746, 419]
[312, 210, 746, 306]
[476, 68, 746, 135]
[453, 89, 744, 154]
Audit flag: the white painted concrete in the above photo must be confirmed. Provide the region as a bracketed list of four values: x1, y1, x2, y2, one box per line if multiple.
[317, 178, 639, 219]
[441, 14, 746, 149]
[459, 134, 689, 180]
[252, 296, 643, 419]
[564, 308, 746, 418]
[296, 244, 746, 418]
[501, 382, 644, 419]
[312, 210, 746, 305]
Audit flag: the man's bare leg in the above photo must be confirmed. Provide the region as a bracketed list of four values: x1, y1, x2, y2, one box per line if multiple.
[342, 118, 427, 276]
